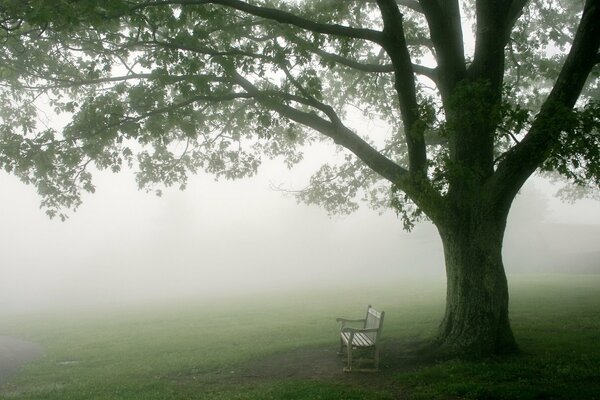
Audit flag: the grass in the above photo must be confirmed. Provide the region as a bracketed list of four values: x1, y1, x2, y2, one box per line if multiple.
[1, 274, 599, 399]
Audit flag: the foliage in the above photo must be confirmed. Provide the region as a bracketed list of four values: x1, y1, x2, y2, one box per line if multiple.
[541, 101, 600, 187]
[0, 0, 597, 221]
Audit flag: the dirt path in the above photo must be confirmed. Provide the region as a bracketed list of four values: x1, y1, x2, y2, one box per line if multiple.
[0, 336, 43, 386]
[163, 338, 431, 398]
[235, 338, 432, 381]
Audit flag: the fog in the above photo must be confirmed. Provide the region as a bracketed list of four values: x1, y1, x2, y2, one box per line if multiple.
[1, 156, 600, 314]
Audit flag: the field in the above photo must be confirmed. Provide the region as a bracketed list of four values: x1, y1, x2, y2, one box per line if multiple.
[1, 274, 600, 399]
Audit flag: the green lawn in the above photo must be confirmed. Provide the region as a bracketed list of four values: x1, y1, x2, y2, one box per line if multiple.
[1, 274, 599, 399]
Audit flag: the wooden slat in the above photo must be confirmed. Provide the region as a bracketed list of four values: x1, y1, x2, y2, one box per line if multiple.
[368, 308, 381, 318]
[341, 332, 374, 347]
[355, 333, 372, 346]
[341, 332, 351, 345]
[354, 333, 366, 346]
[364, 310, 381, 342]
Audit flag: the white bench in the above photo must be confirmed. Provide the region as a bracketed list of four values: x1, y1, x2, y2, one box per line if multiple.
[336, 305, 384, 372]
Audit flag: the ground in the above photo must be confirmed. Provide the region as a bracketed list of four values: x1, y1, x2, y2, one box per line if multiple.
[159, 338, 430, 398]
[2, 275, 599, 399]
[1, 334, 423, 395]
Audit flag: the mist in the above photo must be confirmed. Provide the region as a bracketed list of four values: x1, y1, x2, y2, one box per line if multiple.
[1, 160, 599, 314]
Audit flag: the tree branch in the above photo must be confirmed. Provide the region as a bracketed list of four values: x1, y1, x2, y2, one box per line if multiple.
[230, 71, 443, 216]
[395, 0, 423, 13]
[469, 0, 530, 84]
[233, 72, 404, 178]
[9, 73, 221, 91]
[142, 32, 434, 84]
[132, 0, 385, 43]
[488, 0, 600, 211]
[376, 0, 427, 174]
[418, 0, 466, 97]
[290, 35, 437, 80]
[505, 0, 530, 45]
[365, 0, 423, 13]
[315, 49, 394, 73]
[141, 38, 272, 61]
[469, 0, 514, 88]
[78, 91, 255, 143]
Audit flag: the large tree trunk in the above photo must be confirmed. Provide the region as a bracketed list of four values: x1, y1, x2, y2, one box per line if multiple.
[435, 207, 518, 356]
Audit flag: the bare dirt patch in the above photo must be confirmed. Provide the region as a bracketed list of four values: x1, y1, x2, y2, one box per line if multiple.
[236, 338, 434, 383]
[240, 346, 346, 380]
[0, 336, 44, 386]
[164, 338, 433, 397]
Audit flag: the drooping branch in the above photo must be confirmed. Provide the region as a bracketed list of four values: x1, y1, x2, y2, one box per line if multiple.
[311, 48, 393, 73]
[230, 71, 443, 217]
[365, 0, 423, 13]
[132, 0, 385, 43]
[290, 35, 437, 80]
[232, 72, 406, 179]
[279, 33, 438, 81]
[376, 0, 427, 174]
[7, 73, 223, 91]
[140, 38, 273, 62]
[313, 47, 436, 80]
[72, 91, 256, 144]
[488, 0, 600, 211]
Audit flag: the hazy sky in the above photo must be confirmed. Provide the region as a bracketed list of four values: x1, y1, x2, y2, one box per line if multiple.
[1, 153, 600, 313]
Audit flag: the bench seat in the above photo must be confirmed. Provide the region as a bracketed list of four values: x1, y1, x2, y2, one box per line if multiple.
[340, 331, 375, 347]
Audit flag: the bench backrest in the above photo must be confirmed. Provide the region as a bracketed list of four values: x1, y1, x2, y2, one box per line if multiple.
[363, 305, 384, 342]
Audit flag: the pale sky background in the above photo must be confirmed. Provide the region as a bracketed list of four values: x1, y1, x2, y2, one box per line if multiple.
[1, 150, 599, 314]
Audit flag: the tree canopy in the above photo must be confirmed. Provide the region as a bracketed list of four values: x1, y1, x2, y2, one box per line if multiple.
[1, 0, 597, 220]
[1, 0, 599, 355]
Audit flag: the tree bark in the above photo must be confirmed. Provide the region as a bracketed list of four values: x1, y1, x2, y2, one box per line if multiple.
[435, 205, 518, 356]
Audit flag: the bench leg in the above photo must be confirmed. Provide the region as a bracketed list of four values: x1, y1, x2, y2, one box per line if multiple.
[344, 344, 353, 372]
[374, 347, 379, 370]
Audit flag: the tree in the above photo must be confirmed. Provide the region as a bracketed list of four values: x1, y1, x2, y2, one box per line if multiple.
[0, 0, 598, 356]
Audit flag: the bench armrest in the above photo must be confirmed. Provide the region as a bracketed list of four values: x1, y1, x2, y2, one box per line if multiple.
[341, 327, 379, 333]
[336, 317, 366, 330]
[336, 318, 366, 323]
